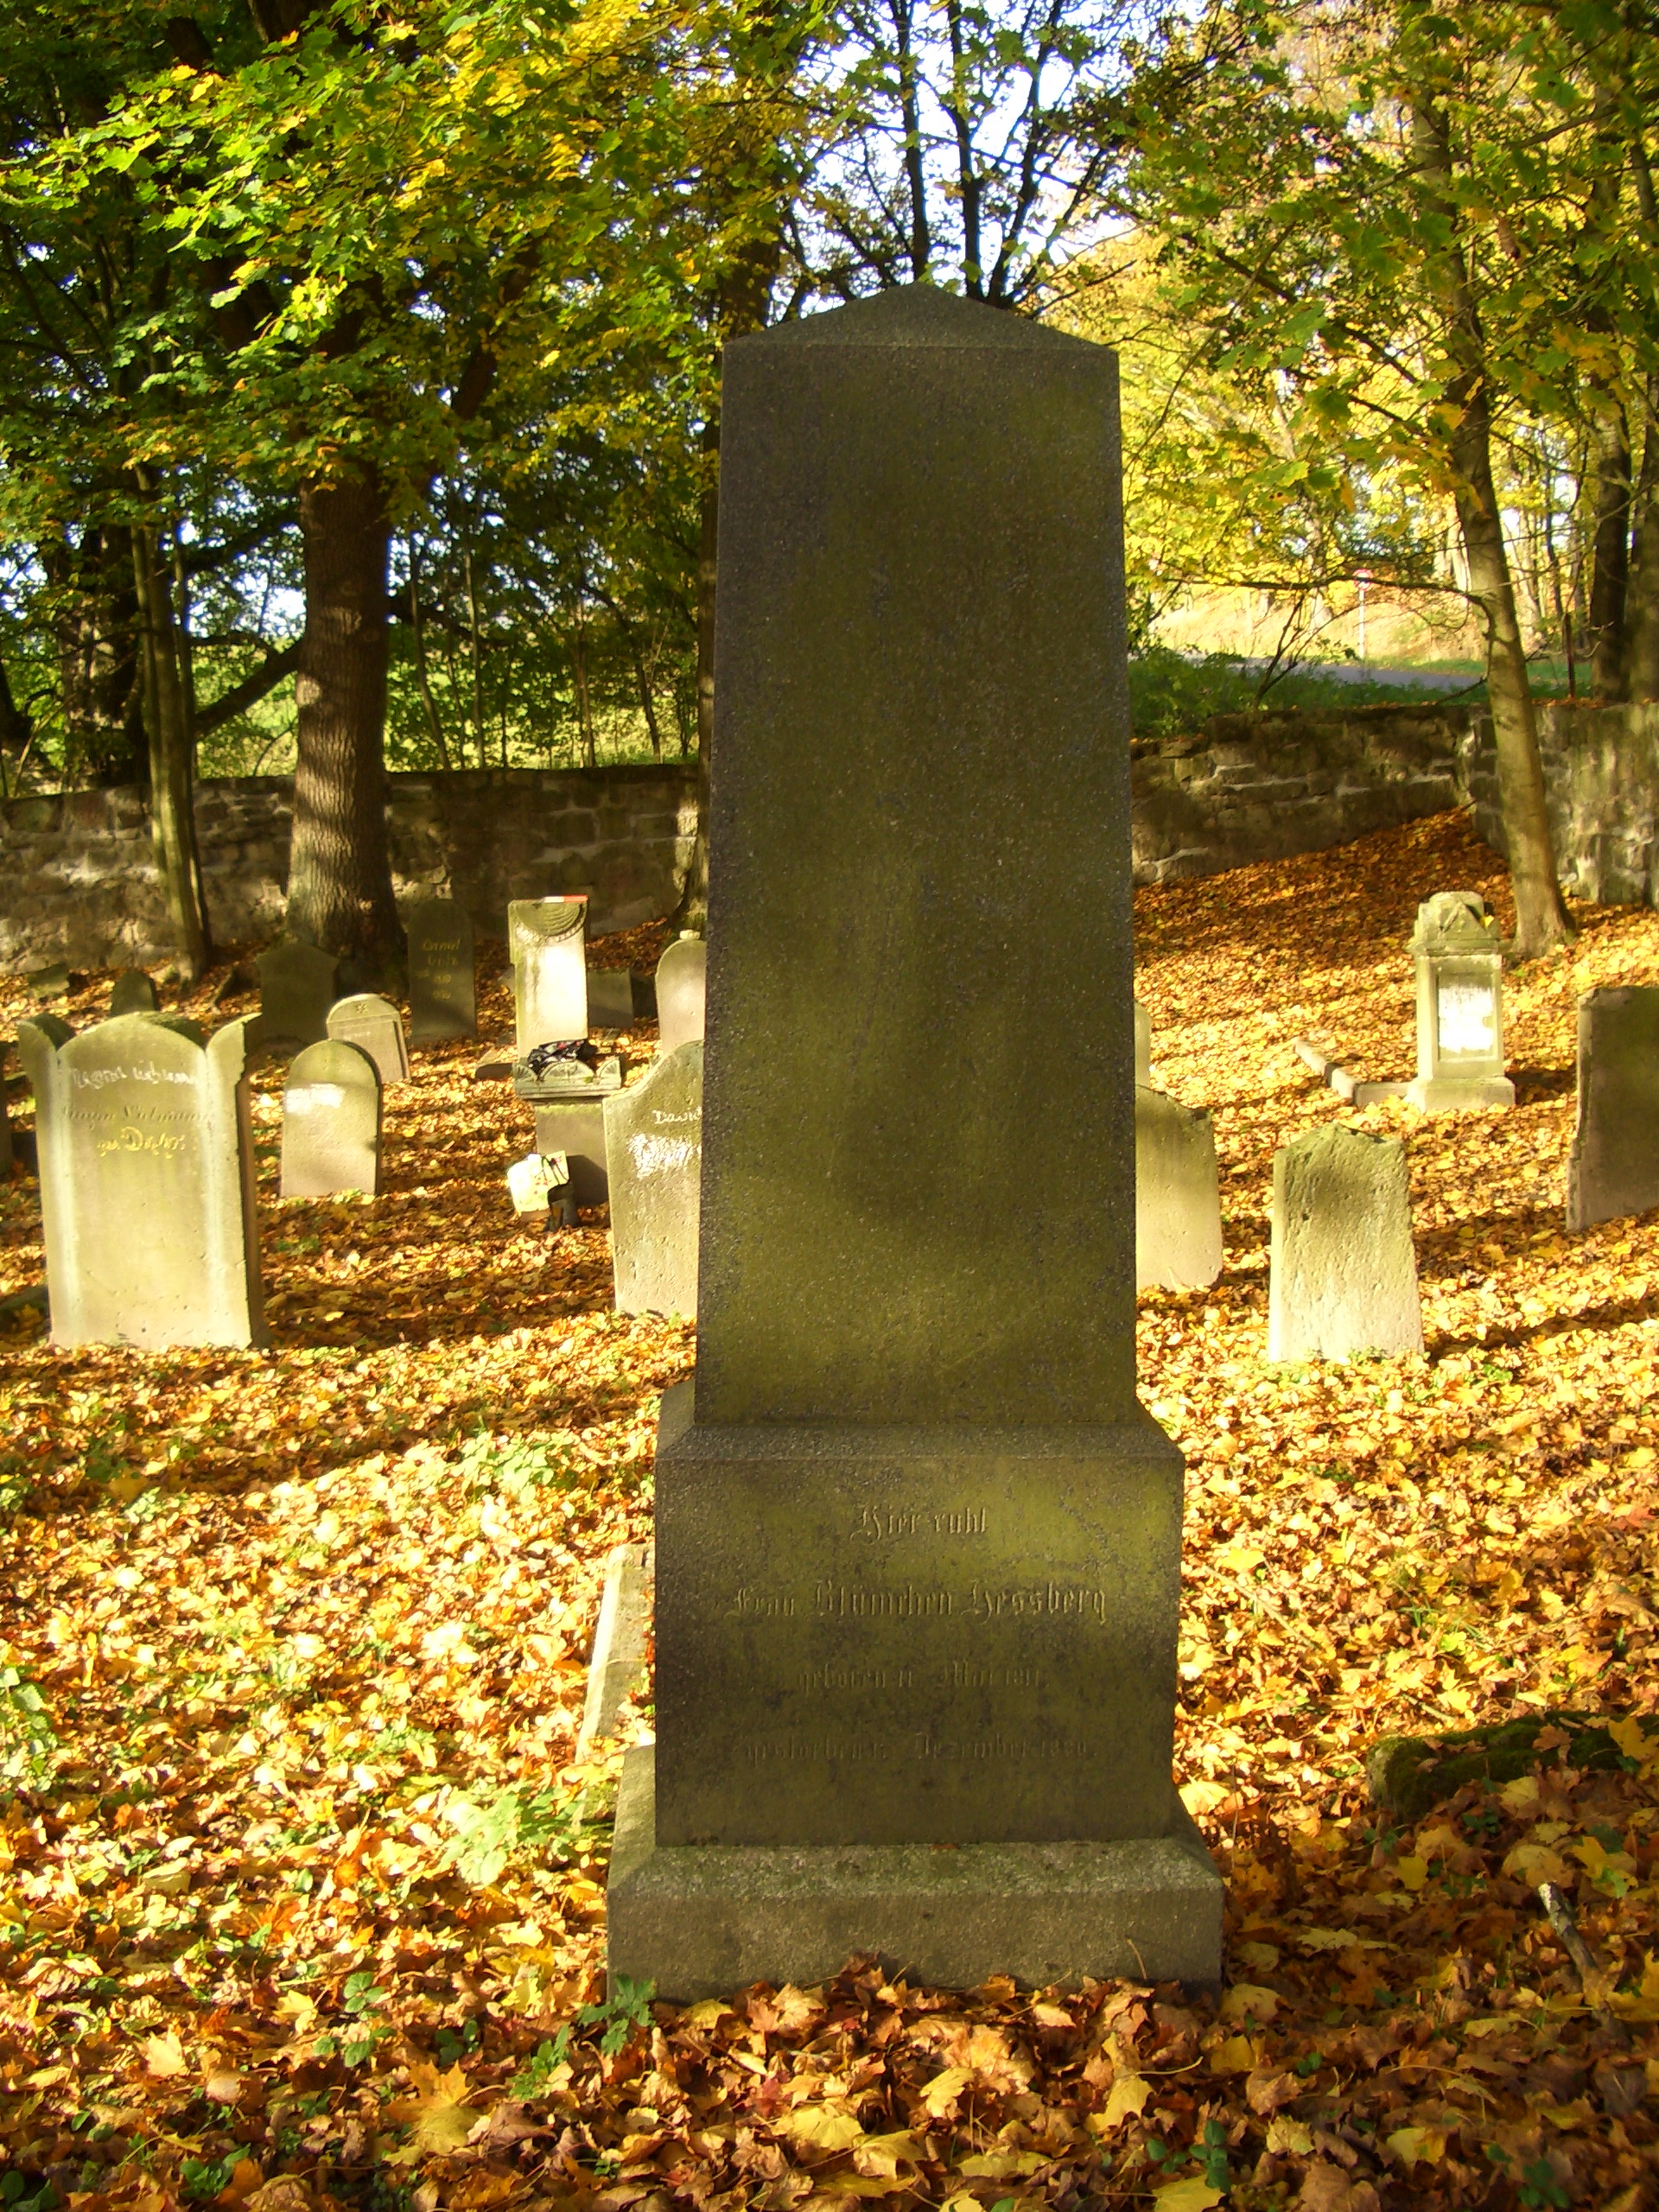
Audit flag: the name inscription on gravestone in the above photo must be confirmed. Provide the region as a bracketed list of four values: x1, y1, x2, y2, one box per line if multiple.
[20, 1013, 265, 1349]
[407, 900, 476, 1043]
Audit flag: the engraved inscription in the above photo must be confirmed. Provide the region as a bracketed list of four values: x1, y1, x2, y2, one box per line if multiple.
[852, 1504, 988, 1540]
[798, 1663, 915, 1691]
[729, 1586, 798, 1618]
[68, 1062, 194, 1091]
[745, 1732, 1090, 1765]
[942, 1660, 1045, 1688]
[812, 1580, 1109, 1622]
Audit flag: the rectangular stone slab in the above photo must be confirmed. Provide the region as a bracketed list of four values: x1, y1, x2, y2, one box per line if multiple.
[610, 1746, 1222, 2001]
[534, 1100, 608, 1207]
[699, 288, 1135, 1429]
[653, 1384, 1184, 1848]
[1567, 985, 1659, 1231]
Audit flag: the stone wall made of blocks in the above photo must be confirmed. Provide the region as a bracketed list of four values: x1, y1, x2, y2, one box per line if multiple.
[0, 762, 702, 972]
[1465, 701, 1659, 908]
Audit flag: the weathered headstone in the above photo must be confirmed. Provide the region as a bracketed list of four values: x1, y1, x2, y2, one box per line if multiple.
[17, 1012, 266, 1349]
[1404, 892, 1514, 1113]
[510, 895, 588, 1050]
[326, 992, 410, 1087]
[1136, 1089, 1223, 1292]
[280, 1039, 382, 1198]
[606, 287, 1220, 2000]
[257, 940, 340, 1051]
[1135, 1000, 1151, 1087]
[406, 899, 476, 1043]
[588, 969, 635, 1031]
[110, 970, 160, 1018]
[605, 1043, 702, 1316]
[1567, 987, 1659, 1232]
[656, 935, 707, 1053]
[1267, 1124, 1422, 1361]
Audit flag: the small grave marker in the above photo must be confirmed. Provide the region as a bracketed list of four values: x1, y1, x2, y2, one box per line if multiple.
[576, 1543, 655, 1758]
[1135, 1089, 1223, 1291]
[406, 899, 476, 1043]
[1404, 893, 1514, 1113]
[605, 1042, 702, 1315]
[655, 935, 707, 1053]
[18, 1011, 266, 1349]
[1567, 986, 1659, 1232]
[1268, 1124, 1421, 1360]
[257, 941, 340, 1050]
[110, 970, 160, 1018]
[280, 1039, 382, 1198]
[326, 993, 410, 1086]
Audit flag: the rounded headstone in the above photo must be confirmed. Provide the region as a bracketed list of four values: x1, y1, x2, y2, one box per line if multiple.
[1268, 1123, 1421, 1361]
[281, 1039, 383, 1198]
[655, 936, 706, 1054]
[326, 992, 410, 1086]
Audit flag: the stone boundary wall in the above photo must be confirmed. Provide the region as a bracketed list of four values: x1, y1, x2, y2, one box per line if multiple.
[15, 700, 1606, 974]
[1465, 701, 1659, 907]
[0, 763, 701, 972]
[1130, 701, 1478, 885]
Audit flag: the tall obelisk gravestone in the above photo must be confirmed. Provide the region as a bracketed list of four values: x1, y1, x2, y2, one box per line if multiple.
[607, 288, 1221, 1997]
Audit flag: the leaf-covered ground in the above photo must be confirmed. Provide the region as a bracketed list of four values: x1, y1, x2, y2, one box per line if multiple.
[3, 810, 1659, 2212]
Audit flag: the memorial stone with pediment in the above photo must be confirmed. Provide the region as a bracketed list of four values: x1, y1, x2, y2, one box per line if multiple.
[1404, 892, 1515, 1113]
[327, 993, 410, 1087]
[18, 1012, 266, 1349]
[605, 286, 1221, 2000]
[281, 1039, 383, 1198]
[510, 895, 588, 1050]
[257, 940, 340, 1051]
[406, 900, 476, 1043]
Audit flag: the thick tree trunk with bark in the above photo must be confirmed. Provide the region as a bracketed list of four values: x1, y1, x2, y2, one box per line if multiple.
[286, 470, 404, 983]
[130, 518, 212, 981]
[48, 525, 146, 787]
[1586, 398, 1631, 700]
[1412, 95, 1571, 959]
[1627, 384, 1659, 702]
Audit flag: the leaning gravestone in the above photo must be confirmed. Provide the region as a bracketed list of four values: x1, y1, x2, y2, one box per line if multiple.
[406, 899, 476, 1043]
[326, 992, 410, 1087]
[655, 935, 707, 1053]
[510, 895, 588, 1050]
[280, 1039, 382, 1198]
[606, 287, 1221, 2000]
[1567, 986, 1659, 1232]
[1404, 892, 1514, 1113]
[1136, 1089, 1223, 1291]
[257, 940, 340, 1050]
[110, 970, 160, 1018]
[1268, 1124, 1421, 1360]
[605, 1043, 702, 1316]
[17, 1012, 266, 1349]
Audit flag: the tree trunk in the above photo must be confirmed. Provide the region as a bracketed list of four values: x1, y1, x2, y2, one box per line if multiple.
[671, 435, 718, 934]
[1627, 380, 1659, 702]
[49, 525, 146, 788]
[1412, 94, 1571, 959]
[1586, 397, 1631, 699]
[131, 518, 212, 980]
[287, 469, 404, 982]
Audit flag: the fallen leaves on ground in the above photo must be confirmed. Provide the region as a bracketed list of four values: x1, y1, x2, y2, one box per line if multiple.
[1, 810, 1658, 2212]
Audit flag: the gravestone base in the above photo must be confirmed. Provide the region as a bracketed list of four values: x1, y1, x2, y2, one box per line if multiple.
[609, 1745, 1222, 1999]
[534, 1100, 609, 1206]
[1404, 1073, 1515, 1115]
